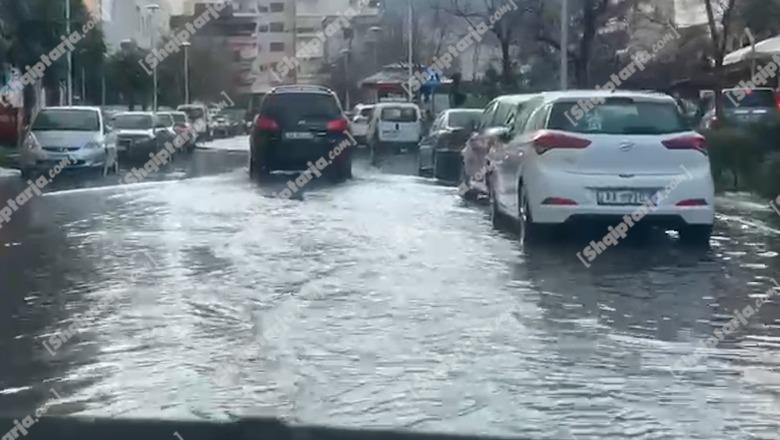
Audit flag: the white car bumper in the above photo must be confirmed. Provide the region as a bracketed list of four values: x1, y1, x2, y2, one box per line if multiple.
[526, 165, 715, 226]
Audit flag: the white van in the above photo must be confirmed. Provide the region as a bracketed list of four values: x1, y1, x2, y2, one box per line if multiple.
[177, 103, 212, 141]
[367, 102, 422, 158]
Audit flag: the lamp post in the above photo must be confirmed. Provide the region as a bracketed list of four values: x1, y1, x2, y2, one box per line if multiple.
[146, 3, 160, 112]
[369, 26, 382, 71]
[341, 48, 351, 110]
[65, 0, 73, 105]
[182, 41, 191, 104]
[560, 0, 568, 90]
[407, 0, 413, 102]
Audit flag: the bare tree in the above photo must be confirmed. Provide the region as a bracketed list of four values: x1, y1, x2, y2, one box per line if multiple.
[446, 0, 527, 85]
[702, 0, 739, 116]
[533, 0, 631, 87]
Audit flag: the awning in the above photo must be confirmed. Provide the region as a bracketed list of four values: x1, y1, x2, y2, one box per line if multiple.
[723, 34, 780, 66]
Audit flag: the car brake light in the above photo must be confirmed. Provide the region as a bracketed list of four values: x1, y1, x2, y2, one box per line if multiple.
[662, 134, 707, 155]
[542, 197, 578, 206]
[326, 118, 349, 132]
[256, 115, 280, 132]
[676, 198, 708, 206]
[532, 130, 591, 155]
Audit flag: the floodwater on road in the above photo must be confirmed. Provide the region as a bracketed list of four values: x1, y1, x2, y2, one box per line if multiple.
[1, 137, 779, 440]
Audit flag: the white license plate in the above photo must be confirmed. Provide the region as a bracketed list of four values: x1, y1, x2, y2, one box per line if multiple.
[285, 132, 315, 140]
[597, 190, 655, 206]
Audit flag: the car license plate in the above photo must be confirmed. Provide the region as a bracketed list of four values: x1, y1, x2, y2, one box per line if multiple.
[597, 190, 656, 206]
[285, 132, 314, 140]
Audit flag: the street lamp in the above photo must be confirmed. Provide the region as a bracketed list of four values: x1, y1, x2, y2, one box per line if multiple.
[65, 0, 73, 105]
[369, 26, 382, 71]
[182, 41, 191, 104]
[341, 48, 351, 110]
[146, 3, 161, 112]
[560, 0, 568, 90]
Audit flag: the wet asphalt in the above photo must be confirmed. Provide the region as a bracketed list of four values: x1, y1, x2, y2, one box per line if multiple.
[0, 135, 779, 440]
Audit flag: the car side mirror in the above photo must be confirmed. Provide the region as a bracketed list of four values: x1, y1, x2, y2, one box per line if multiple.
[486, 126, 511, 142]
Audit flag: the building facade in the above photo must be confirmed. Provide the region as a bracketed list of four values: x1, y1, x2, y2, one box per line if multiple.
[84, 0, 172, 52]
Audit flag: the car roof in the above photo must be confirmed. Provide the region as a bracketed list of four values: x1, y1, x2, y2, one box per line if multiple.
[444, 108, 482, 114]
[722, 87, 774, 91]
[491, 94, 541, 105]
[114, 112, 154, 116]
[374, 102, 419, 109]
[270, 85, 334, 95]
[42, 106, 100, 112]
[539, 89, 675, 103]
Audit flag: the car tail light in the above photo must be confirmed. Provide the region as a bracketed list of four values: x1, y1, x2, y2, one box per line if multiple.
[662, 134, 707, 155]
[676, 198, 708, 206]
[775, 92, 780, 109]
[532, 130, 591, 155]
[256, 115, 280, 132]
[706, 115, 719, 129]
[326, 118, 349, 133]
[542, 197, 578, 206]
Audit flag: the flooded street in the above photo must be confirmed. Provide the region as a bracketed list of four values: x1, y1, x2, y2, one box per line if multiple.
[1, 137, 779, 440]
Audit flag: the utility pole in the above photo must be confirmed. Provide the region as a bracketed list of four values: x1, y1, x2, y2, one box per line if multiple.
[66, 0, 73, 105]
[407, 0, 413, 102]
[560, 0, 568, 90]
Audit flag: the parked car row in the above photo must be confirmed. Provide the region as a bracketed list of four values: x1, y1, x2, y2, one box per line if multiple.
[418, 90, 716, 245]
[17, 107, 202, 180]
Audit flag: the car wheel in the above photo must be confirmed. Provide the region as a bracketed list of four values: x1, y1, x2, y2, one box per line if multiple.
[519, 184, 547, 244]
[489, 183, 503, 229]
[679, 224, 712, 246]
[20, 168, 35, 180]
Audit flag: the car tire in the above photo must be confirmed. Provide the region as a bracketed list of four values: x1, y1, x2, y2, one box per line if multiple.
[249, 158, 269, 180]
[489, 184, 504, 229]
[519, 184, 547, 245]
[20, 168, 35, 180]
[679, 224, 712, 246]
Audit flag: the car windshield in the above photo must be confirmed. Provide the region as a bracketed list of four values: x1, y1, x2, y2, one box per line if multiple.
[548, 99, 687, 134]
[156, 114, 174, 126]
[112, 114, 153, 129]
[722, 89, 777, 108]
[31, 109, 99, 131]
[381, 107, 417, 122]
[179, 107, 205, 120]
[447, 111, 481, 129]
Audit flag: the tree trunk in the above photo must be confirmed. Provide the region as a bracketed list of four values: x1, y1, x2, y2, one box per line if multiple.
[500, 38, 512, 85]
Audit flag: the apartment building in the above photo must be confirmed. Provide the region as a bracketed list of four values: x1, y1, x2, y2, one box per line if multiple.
[296, 0, 382, 85]
[84, 0, 173, 52]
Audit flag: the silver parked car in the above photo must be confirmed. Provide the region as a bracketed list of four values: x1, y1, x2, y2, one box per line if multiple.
[19, 106, 118, 178]
[112, 112, 176, 162]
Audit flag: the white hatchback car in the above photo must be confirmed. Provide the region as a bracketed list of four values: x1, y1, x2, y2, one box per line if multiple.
[486, 90, 715, 244]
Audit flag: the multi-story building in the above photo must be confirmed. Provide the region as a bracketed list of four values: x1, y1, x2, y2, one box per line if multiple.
[297, 0, 382, 85]
[85, 0, 173, 52]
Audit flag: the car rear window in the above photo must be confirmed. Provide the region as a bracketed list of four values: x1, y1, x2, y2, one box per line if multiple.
[548, 99, 686, 135]
[381, 107, 418, 122]
[722, 89, 776, 108]
[261, 93, 341, 127]
[171, 113, 187, 124]
[113, 114, 153, 130]
[447, 111, 481, 129]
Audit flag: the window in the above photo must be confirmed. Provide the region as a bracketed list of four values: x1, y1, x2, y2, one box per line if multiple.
[269, 22, 285, 32]
[257, 5, 269, 12]
[478, 101, 497, 130]
[547, 99, 686, 134]
[526, 105, 550, 131]
[112, 114, 154, 130]
[513, 98, 543, 133]
[381, 107, 418, 122]
[491, 102, 513, 128]
[257, 24, 268, 32]
[270, 2, 284, 12]
[261, 94, 341, 129]
[447, 111, 480, 130]
[270, 42, 285, 52]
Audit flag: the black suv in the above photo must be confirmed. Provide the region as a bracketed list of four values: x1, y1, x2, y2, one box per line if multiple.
[250, 85, 354, 180]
